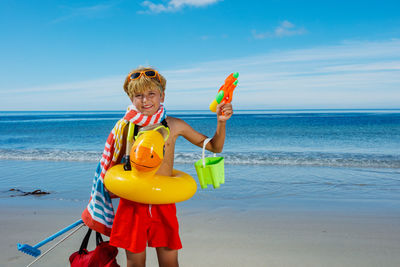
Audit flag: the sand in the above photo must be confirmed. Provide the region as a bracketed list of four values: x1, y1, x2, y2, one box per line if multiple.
[1, 198, 400, 267]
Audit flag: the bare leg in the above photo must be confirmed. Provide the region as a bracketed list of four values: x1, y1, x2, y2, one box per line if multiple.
[156, 247, 179, 267]
[126, 249, 146, 267]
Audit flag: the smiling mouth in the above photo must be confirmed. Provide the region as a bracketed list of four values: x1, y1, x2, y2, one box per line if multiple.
[131, 160, 154, 169]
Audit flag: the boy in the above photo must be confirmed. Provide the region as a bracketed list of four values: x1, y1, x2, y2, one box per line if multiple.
[109, 67, 233, 267]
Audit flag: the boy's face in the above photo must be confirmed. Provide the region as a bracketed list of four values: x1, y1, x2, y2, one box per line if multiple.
[131, 88, 165, 116]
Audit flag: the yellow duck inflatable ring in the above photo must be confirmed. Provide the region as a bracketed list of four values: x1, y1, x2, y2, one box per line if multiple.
[104, 125, 197, 204]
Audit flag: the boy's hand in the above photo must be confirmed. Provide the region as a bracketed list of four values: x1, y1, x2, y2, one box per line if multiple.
[217, 103, 233, 122]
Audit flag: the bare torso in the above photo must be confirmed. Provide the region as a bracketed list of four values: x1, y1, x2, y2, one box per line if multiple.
[155, 116, 179, 176]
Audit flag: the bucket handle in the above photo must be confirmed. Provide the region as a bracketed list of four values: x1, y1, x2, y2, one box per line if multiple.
[202, 138, 217, 167]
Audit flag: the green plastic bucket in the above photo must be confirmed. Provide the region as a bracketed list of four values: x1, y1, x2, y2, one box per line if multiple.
[194, 138, 225, 189]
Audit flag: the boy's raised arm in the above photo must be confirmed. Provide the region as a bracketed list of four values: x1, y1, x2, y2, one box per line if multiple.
[208, 103, 233, 152]
[180, 103, 233, 153]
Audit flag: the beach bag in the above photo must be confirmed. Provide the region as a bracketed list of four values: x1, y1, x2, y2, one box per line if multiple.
[69, 228, 119, 267]
[194, 138, 225, 189]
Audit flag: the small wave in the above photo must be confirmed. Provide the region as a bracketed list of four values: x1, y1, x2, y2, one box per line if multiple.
[175, 151, 400, 168]
[0, 149, 399, 168]
[0, 149, 102, 162]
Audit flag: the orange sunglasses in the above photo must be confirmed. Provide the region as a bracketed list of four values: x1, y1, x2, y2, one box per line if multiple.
[130, 70, 161, 83]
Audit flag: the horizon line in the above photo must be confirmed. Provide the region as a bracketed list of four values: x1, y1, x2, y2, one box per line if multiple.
[1, 108, 399, 112]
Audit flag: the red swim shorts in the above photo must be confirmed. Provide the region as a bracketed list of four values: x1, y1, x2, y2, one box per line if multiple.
[109, 198, 182, 253]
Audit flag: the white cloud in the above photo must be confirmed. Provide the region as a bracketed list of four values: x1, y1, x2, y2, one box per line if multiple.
[275, 20, 306, 37]
[160, 39, 400, 109]
[252, 20, 306, 39]
[2, 39, 400, 110]
[139, 0, 220, 14]
[0, 76, 131, 111]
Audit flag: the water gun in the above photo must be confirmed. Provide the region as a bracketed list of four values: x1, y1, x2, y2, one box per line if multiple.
[209, 72, 239, 112]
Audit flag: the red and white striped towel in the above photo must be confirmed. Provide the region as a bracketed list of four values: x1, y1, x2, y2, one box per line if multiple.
[82, 104, 166, 236]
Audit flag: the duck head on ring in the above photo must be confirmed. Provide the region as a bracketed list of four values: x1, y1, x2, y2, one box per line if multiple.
[130, 129, 166, 173]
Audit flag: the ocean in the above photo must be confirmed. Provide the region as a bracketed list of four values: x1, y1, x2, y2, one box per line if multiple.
[0, 110, 399, 208]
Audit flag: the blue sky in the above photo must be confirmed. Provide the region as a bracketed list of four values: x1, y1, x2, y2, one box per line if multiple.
[1, 0, 400, 110]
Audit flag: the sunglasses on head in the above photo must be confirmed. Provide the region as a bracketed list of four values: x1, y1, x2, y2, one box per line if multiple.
[130, 70, 161, 83]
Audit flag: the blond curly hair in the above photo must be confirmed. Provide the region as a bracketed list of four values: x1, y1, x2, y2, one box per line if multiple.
[123, 67, 166, 100]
